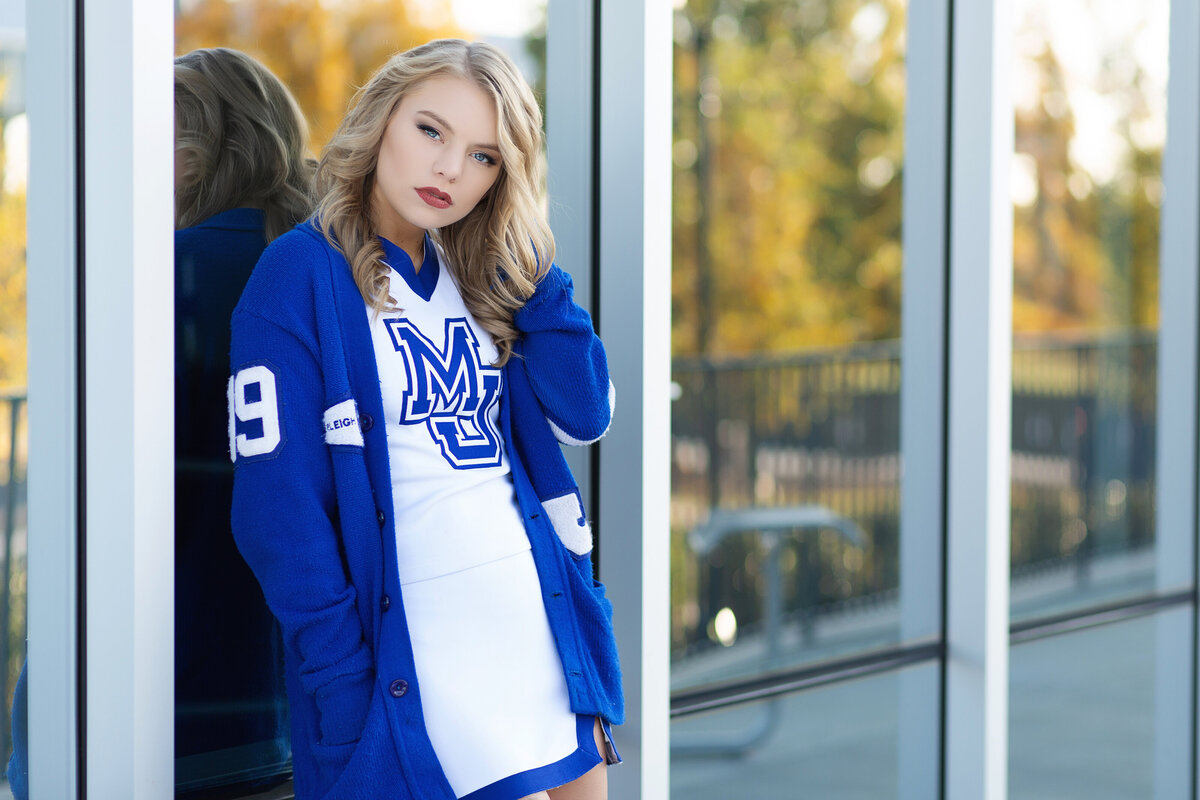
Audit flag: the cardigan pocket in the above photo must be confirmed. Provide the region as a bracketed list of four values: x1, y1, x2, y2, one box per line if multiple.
[313, 668, 374, 747]
[311, 686, 387, 800]
[311, 737, 358, 790]
[562, 548, 624, 726]
[318, 689, 445, 800]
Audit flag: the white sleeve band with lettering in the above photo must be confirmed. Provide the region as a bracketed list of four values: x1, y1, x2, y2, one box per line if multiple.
[324, 398, 364, 447]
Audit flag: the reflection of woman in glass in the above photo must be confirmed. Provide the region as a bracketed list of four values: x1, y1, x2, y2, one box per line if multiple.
[6, 47, 316, 800]
[229, 40, 622, 800]
[175, 47, 313, 789]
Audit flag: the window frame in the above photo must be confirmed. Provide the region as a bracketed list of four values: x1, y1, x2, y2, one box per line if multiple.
[1149, 0, 1199, 794]
[26, 0, 82, 795]
[77, 0, 175, 794]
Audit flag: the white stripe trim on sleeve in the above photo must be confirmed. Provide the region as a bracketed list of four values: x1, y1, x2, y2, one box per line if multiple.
[548, 380, 616, 446]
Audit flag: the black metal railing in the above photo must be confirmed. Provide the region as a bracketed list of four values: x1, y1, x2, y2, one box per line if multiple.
[670, 331, 1158, 659]
[0, 391, 27, 764]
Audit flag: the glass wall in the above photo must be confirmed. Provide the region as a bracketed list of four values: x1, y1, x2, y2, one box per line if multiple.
[1006, 1, 1190, 795]
[669, 0, 925, 793]
[172, 1, 548, 794]
[671, 0, 908, 681]
[1008, 610, 1176, 796]
[672, 664, 934, 799]
[0, 6, 27, 797]
[1009, 0, 1168, 622]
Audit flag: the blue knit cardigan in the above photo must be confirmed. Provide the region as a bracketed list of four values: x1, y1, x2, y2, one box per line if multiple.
[229, 223, 623, 800]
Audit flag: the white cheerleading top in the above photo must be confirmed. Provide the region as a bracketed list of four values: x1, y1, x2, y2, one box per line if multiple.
[367, 243, 531, 587]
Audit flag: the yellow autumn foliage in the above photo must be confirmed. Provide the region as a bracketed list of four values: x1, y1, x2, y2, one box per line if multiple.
[0, 188, 26, 392]
[175, 0, 464, 154]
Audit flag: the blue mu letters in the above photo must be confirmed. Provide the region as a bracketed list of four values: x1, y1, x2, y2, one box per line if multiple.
[384, 318, 504, 469]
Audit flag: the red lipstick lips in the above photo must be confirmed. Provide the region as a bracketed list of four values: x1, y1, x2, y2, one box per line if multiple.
[416, 186, 452, 209]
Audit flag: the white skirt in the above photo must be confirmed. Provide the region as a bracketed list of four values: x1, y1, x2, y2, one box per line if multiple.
[401, 548, 601, 799]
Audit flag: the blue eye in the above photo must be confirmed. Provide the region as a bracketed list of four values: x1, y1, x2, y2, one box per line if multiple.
[418, 124, 441, 141]
[472, 152, 497, 166]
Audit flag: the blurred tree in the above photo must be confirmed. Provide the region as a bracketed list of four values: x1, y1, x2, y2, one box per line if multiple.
[672, 0, 1163, 359]
[1013, 32, 1161, 336]
[524, 9, 548, 115]
[673, 0, 906, 358]
[0, 87, 25, 391]
[1013, 45, 1105, 333]
[176, 0, 464, 152]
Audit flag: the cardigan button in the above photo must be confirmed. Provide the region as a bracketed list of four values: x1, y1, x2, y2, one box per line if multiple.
[389, 679, 408, 698]
[376, 509, 385, 526]
[359, 413, 373, 432]
[381, 594, 391, 611]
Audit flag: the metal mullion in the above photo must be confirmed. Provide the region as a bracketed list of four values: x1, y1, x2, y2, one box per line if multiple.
[81, 0, 174, 794]
[898, 0, 952, 795]
[1010, 590, 1194, 646]
[26, 0, 82, 795]
[944, 1, 1013, 798]
[1154, 1, 1200, 796]
[671, 639, 943, 718]
[592, 1, 673, 798]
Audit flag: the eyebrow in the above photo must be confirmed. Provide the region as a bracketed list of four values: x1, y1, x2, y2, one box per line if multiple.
[417, 110, 501, 154]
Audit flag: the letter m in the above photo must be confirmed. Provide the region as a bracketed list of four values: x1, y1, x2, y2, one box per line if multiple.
[385, 318, 503, 469]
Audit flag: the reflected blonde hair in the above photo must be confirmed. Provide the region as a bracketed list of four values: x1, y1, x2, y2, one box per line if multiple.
[175, 47, 314, 241]
[313, 38, 554, 365]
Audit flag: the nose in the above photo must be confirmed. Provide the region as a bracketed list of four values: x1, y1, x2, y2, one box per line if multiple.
[434, 152, 461, 183]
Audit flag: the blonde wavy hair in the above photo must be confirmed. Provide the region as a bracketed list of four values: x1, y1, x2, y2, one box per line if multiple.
[313, 38, 554, 365]
[175, 48, 314, 241]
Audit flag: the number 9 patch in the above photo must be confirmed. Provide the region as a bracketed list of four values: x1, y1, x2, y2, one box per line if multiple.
[228, 364, 283, 461]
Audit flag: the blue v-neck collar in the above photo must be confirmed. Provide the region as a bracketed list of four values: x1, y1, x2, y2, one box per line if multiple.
[379, 233, 439, 302]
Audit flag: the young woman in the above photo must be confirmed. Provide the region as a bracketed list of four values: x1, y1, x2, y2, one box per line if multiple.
[175, 48, 314, 788]
[229, 39, 623, 800]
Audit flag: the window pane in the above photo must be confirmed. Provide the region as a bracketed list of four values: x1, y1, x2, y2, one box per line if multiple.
[672, 663, 937, 799]
[671, 0, 909, 692]
[1009, 0, 1167, 621]
[0, 8, 27, 798]
[173, 1, 547, 793]
[1009, 608, 1186, 796]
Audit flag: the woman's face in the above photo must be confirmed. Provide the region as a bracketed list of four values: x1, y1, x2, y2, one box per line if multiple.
[370, 74, 503, 249]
